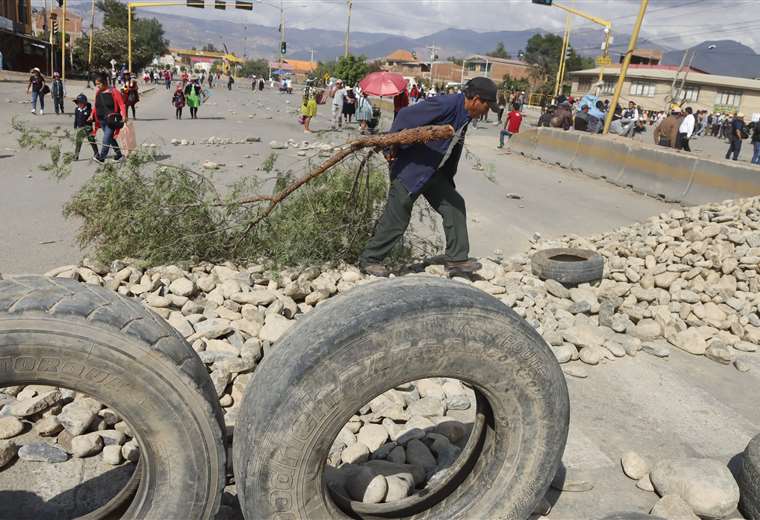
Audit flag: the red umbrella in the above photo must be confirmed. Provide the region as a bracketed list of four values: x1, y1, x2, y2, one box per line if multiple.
[358, 71, 408, 97]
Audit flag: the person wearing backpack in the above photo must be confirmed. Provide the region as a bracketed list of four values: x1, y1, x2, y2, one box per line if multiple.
[72, 94, 99, 161]
[122, 71, 139, 119]
[90, 71, 127, 163]
[725, 113, 746, 161]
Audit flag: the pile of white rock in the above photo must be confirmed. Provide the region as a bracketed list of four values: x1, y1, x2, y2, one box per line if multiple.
[324, 377, 475, 504]
[0, 385, 139, 470]
[621, 451, 740, 519]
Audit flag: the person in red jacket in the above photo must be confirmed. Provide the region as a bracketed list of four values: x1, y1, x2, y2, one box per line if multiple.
[498, 102, 523, 148]
[90, 71, 127, 163]
[393, 88, 409, 120]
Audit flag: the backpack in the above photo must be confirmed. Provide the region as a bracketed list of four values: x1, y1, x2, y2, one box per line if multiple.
[740, 124, 749, 140]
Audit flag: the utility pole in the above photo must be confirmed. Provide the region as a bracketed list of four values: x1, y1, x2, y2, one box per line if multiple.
[88, 0, 96, 67]
[279, 0, 285, 66]
[554, 12, 571, 97]
[603, 0, 648, 134]
[344, 0, 352, 58]
[427, 43, 439, 86]
[309, 48, 316, 63]
[47, 0, 53, 75]
[61, 0, 67, 80]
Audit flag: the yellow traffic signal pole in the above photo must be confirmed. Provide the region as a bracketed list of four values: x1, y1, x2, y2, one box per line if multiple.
[602, 0, 649, 134]
[550, 2, 612, 84]
[61, 0, 67, 80]
[554, 13, 571, 97]
[88, 0, 95, 66]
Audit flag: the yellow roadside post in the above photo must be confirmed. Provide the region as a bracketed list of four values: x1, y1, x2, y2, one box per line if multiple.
[61, 0, 67, 80]
[602, 0, 649, 134]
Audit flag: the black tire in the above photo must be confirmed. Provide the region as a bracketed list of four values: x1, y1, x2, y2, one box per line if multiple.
[233, 277, 569, 519]
[531, 248, 604, 286]
[0, 275, 225, 520]
[739, 433, 760, 520]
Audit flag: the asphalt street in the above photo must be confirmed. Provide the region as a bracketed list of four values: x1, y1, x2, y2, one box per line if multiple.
[0, 79, 669, 274]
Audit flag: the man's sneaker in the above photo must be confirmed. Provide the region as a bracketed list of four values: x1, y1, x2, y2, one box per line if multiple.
[445, 259, 482, 276]
[93, 156, 105, 164]
[360, 263, 390, 277]
[30, 109, 36, 114]
[39, 110, 44, 115]
[112, 154, 124, 162]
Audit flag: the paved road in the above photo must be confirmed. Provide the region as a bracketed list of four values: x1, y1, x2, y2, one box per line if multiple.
[1, 81, 757, 519]
[0, 80, 669, 274]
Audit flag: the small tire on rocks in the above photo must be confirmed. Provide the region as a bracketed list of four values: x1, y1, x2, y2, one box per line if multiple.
[233, 277, 569, 519]
[530, 248, 604, 286]
[739, 433, 760, 520]
[0, 275, 225, 520]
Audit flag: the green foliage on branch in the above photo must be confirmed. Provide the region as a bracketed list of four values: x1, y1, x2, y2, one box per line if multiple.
[240, 58, 270, 79]
[524, 33, 594, 91]
[14, 122, 440, 268]
[487, 41, 511, 59]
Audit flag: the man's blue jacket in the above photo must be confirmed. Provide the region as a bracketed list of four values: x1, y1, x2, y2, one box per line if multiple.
[389, 93, 471, 195]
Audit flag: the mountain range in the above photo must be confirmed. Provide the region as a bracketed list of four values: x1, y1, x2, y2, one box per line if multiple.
[60, 1, 759, 79]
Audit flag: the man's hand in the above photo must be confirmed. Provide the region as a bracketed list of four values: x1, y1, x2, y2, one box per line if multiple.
[383, 145, 398, 164]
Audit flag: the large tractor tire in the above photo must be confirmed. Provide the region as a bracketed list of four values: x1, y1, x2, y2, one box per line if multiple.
[0, 275, 225, 520]
[233, 276, 569, 520]
[739, 433, 760, 520]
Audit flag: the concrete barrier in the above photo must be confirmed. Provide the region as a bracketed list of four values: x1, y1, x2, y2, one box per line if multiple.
[507, 128, 538, 158]
[570, 134, 630, 184]
[687, 159, 760, 204]
[618, 148, 696, 202]
[532, 128, 581, 168]
[521, 127, 760, 204]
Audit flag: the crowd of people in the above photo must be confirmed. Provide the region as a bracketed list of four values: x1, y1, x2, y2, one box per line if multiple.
[532, 87, 758, 164]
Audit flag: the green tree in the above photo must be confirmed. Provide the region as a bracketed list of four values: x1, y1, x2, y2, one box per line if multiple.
[447, 56, 463, 66]
[240, 58, 269, 78]
[523, 33, 593, 91]
[73, 0, 168, 73]
[486, 41, 511, 60]
[333, 54, 370, 86]
[501, 74, 530, 92]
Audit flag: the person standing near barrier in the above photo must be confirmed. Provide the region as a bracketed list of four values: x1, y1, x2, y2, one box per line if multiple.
[359, 77, 498, 278]
[726, 113, 746, 161]
[676, 107, 694, 152]
[752, 122, 760, 165]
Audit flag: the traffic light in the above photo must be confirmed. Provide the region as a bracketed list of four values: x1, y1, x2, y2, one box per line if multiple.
[235, 1, 253, 9]
[55, 0, 63, 6]
[187, 1, 204, 7]
[280, 41, 287, 55]
[215, 0, 225, 8]
[51, 13, 59, 34]
[565, 46, 572, 59]
[531, 0, 552, 4]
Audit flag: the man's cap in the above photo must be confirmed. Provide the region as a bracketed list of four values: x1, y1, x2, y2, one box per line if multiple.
[465, 77, 499, 111]
[53, 72, 60, 77]
[75, 93, 87, 103]
[737, 112, 745, 118]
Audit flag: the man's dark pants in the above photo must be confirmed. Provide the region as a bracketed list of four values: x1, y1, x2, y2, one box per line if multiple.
[676, 132, 690, 152]
[360, 174, 469, 265]
[726, 139, 742, 160]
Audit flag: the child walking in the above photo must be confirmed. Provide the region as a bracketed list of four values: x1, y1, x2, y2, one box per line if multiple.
[172, 85, 186, 119]
[72, 94, 99, 161]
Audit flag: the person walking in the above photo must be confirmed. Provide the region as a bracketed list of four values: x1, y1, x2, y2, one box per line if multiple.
[358, 77, 498, 277]
[676, 106, 695, 152]
[752, 121, 760, 165]
[72, 94, 99, 161]
[51, 72, 65, 115]
[172, 84, 186, 120]
[27, 68, 46, 115]
[122, 72, 139, 119]
[164, 69, 172, 90]
[331, 79, 346, 130]
[90, 72, 126, 163]
[498, 102, 523, 148]
[227, 73, 234, 91]
[393, 88, 409, 120]
[185, 78, 202, 119]
[725, 113, 746, 161]
[300, 90, 317, 133]
[355, 90, 373, 134]
[343, 86, 356, 124]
